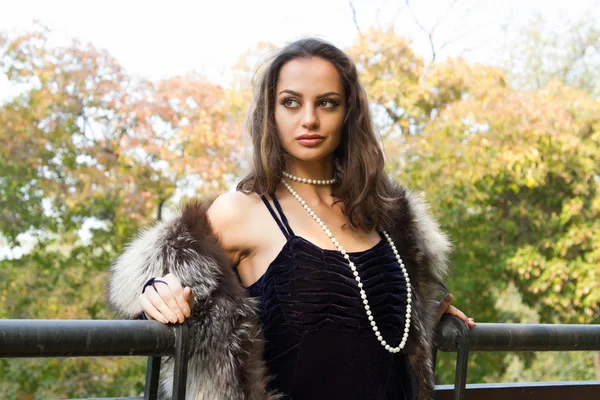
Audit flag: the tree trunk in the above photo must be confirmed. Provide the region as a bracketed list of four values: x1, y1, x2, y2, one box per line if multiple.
[593, 351, 600, 379]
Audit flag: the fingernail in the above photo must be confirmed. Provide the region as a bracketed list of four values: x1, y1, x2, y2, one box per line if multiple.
[177, 314, 184, 322]
[183, 308, 190, 316]
[444, 293, 452, 301]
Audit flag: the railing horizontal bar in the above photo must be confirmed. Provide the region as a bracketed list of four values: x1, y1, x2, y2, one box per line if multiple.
[436, 380, 600, 389]
[437, 322, 600, 352]
[0, 320, 176, 358]
[71, 397, 144, 400]
[434, 381, 600, 400]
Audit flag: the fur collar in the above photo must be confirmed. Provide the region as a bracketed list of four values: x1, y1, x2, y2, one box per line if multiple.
[107, 182, 451, 400]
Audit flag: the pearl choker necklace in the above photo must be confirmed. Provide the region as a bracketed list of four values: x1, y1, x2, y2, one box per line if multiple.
[281, 178, 412, 353]
[282, 171, 336, 185]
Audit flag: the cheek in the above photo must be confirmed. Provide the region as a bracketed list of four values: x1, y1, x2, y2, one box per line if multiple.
[329, 112, 345, 140]
[275, 108, 294, 137]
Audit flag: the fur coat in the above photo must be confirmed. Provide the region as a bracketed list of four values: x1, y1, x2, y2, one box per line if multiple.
[107, 183, 451, 400]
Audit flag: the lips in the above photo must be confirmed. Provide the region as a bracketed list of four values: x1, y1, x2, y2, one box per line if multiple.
[297, 135, 325, 147]
[297, 134, 324, 140]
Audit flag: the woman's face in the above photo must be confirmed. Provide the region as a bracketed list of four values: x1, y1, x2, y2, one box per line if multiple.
[274, 57, 346, 163]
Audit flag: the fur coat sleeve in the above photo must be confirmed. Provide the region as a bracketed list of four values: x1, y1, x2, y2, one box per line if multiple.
[106, 182, 451, 400]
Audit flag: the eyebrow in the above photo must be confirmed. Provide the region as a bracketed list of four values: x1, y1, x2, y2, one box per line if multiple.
[278, 89, 341, 99]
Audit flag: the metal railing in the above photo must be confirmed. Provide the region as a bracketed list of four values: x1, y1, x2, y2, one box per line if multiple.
[0, 319, 189, 400]
[1, 317, 599, 399]
[433, 314, 600, 400]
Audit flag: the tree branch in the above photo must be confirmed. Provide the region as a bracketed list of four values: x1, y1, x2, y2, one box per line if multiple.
[348, 1, 362, 37]
[404, 0, 464, 62]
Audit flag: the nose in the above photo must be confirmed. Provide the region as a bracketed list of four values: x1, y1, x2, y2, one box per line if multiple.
[301, 105, 319, 130]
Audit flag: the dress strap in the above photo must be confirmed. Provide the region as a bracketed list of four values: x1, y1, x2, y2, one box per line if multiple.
[270, 192, 295, 236]
[260, 194, 292, 239]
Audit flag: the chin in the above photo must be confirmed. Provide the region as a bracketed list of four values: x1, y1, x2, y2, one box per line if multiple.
[287, 148, 336, 163]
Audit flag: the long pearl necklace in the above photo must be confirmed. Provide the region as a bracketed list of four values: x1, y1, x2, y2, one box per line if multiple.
[280, 172, 412, 353]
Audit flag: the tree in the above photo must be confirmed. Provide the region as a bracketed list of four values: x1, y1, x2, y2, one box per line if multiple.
[0, 24, 245, 397]
[347, 27, 599, 383]
[502, 12, 600, 96]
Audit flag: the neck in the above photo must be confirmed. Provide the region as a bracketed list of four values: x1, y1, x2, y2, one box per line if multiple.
[285, 157, 334, 181]
[281, 158, 336, 206]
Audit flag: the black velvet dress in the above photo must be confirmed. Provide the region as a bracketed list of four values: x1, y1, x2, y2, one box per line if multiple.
[243, 193, 417, 399]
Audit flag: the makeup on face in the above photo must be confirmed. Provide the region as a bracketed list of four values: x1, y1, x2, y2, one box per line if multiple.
[274, 57, 346, 162]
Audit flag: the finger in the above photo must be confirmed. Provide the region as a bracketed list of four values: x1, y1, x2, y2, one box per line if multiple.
[139, 294, 169, 324]
[435, 293, 453, 321]
[171, 284, 190, 318]
[153, 280, 187, 323]
[159, 278, 188, 321]
[446, 306, 476, 327]
[145, 286, 180, 324]
[162, 275, 190, 320]
[183, 287, 194, 314]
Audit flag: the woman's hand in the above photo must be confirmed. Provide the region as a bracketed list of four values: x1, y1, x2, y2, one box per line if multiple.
[434, 293, 475, 329]
[139, 273, 194, 324]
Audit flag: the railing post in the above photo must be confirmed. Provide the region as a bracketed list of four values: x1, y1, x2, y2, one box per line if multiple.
[436, 314, 471, 400]
[453, 318, 470, 400]
[431, 345, 439, 400]
[172, 322, 190, 400]
[144, 355, 161, 400]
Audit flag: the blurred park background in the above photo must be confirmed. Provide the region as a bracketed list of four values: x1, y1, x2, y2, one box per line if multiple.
[1, 0, 599, 398]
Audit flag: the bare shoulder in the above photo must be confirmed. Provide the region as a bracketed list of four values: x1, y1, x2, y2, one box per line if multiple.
[206, 191, 263, 264]
[207, 191, 262, 228]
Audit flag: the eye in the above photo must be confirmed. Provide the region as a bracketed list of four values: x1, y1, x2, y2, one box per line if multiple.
[319, 100, 339, 108]
[281, 98, 300, 108]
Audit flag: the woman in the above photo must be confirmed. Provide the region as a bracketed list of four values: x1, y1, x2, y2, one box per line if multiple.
[107, 38, 475, 400]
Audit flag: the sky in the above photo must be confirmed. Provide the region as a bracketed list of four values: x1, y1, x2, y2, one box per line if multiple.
[0, 0, 598, 256]
[1, 0, 598, 94]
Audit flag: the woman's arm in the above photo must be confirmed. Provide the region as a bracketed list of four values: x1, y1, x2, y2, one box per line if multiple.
[106, 192, 250, 323]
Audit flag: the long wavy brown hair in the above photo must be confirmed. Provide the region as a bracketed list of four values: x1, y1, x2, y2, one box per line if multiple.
[237, 38, 399, 233]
